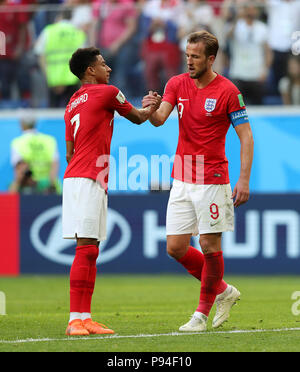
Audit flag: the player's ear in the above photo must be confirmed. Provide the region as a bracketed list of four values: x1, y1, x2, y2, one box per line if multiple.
[86, 65, 95, 76]
[208, 55, 215, 65]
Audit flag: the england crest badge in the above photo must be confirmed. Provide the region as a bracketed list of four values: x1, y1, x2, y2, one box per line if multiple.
[204, 98, 217, 112]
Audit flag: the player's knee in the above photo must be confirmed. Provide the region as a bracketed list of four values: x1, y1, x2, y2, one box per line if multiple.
[199, 235, 221, 255]
[76, 244, 99, 261]
[77, 237, 98, 247]
[167, 241, 187, 260]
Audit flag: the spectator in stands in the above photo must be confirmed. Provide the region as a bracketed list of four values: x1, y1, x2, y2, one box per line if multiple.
[9, 160, 40, 194]
[177, 0, 214, 55]
[226, 2, 272, 105]
[0, 0, 31, 106]
[205, 0, 223, 15]
[140, 0, 183, 95]
[279, 55, 300, 105]
[10, 110, 61, 194]
[221, 0, 248, 24]
[90, 0, 138, 99]
[33, 0, 62, 37]
[265, 0, 300, 96]
[34, 7, 86, 108]
[220, 0, 249, 76]
[67, 0, 93, 40]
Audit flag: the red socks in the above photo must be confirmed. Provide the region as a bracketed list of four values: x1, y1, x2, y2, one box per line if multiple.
[69, 245, 99, 314]
[177, 246, 227, 294]
[71, 244, 225, 318]
[177, 245, 204, 281]
[197, 251, 225, 316]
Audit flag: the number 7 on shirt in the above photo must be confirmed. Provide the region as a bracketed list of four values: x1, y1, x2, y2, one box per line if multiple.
[70, 113, 80, 140]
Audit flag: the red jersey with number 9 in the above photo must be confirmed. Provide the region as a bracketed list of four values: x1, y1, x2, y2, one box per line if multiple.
[162, 73, 248, 184]
[64, 84, 133, 189]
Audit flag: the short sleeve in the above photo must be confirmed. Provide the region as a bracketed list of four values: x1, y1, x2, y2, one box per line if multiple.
[106, 85, 133, 117]
[64, 113, 74, 142]
[227, 87, 249, 127]
[227, 86, 246, 114]
[162, 76, 179, 108]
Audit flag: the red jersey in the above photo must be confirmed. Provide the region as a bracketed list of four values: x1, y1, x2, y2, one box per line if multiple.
[162, 73, 248, 184]
[64, 84, 133, 190]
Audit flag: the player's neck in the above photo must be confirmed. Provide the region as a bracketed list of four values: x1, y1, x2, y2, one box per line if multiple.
[194, 70, 217, 89]
[81, 77, 98, 85]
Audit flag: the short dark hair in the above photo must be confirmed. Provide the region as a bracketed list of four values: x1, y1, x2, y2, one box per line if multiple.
[69, 47, 101, 80]
[187, 30, 219, 58]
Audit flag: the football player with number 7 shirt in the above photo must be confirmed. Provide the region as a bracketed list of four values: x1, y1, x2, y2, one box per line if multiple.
[63, 47, 161, 336]
[143, 30, 254, 332]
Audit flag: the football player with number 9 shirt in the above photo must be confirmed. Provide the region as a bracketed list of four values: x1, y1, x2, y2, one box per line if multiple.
[143, 30, 254, 332]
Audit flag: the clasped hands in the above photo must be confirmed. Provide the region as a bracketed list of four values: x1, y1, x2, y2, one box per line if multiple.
[142, 90, 162, 111]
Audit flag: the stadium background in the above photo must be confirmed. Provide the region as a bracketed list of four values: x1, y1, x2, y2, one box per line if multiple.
[0, 0, 299, 277]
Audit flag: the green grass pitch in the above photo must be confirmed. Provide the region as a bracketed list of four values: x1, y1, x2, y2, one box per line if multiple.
[0, 274, 300, 352]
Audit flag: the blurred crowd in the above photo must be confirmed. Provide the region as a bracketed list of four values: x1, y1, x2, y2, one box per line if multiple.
[0, 0, 300, 109]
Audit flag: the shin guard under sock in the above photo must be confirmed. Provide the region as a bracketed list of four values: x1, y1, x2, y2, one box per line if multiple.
[196, 251, 225, 316]
[69, 245, 99, 313]
[177, 246, 227, 295]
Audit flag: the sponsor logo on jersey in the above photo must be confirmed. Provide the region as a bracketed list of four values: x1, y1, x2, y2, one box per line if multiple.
[204, 98, 217, 112]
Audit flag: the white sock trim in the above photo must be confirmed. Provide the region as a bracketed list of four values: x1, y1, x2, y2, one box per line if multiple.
[194, 311, 208, 320]
[81, 312, 92, 321]
[69, 312, 82, 323]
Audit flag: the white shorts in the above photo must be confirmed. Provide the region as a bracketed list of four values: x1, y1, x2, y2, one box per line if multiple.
[166, 179, 234, 236]
[62, 177, 107, 241]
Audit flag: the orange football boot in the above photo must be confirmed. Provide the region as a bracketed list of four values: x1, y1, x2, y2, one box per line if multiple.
[65, 319, 90, 336]
[83, 319, 115, 334]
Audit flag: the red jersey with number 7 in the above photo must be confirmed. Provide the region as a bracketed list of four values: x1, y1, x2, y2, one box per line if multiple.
[64, 84, 133, 189]
[162, 73, 249, 184]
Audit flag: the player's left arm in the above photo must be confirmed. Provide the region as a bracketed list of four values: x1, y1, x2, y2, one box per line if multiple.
[66, 141, 74, 164]
[108, 86, 161, 124]
[65, 115, 74, 164]
[232, 122, 254, 207]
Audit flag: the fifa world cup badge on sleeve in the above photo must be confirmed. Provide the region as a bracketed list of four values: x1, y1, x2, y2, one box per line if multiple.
[204, 98, 217, 112]
[116, 90, 126, 104]
[238, 93, 245, 107]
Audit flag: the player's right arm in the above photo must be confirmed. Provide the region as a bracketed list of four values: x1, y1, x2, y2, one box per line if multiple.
[64, 113, 75, 164]
[142, 93, 173, 127]
[107, 86, 161, 125]
[143, 76, 178, 127]
[66, 141, 74, 164]
[149, 101, 173, 127]
[124, 102, 161, 125]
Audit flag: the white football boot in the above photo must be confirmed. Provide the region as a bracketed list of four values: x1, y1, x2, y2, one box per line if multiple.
[179, 312, 208, 332]
[212, 284, 241, 328]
